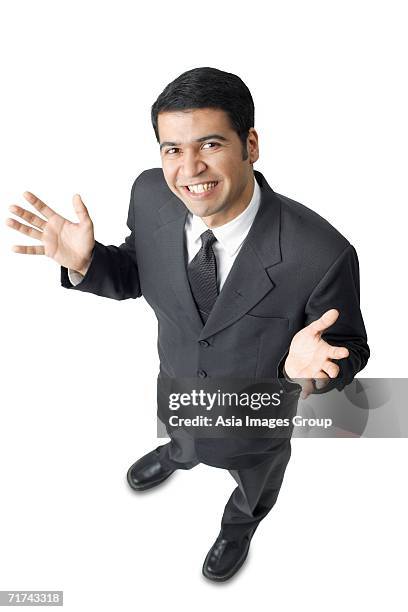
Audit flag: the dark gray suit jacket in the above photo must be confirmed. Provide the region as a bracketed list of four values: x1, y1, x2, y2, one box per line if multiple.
[61, 168, 370, 467]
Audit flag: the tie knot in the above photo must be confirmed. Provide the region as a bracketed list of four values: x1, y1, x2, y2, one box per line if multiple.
[201, 229, 217, 247]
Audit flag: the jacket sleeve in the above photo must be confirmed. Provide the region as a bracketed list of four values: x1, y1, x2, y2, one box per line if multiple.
[60, 177, 142, 301]
[277, 243, 370, 393]
[303, 243, 370, 393]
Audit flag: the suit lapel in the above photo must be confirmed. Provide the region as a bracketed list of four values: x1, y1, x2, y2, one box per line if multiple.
[154, 197, 204, 335]
[154, 170, 282, 339]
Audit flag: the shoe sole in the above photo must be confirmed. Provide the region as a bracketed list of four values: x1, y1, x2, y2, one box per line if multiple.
[126, 468, 174, 492]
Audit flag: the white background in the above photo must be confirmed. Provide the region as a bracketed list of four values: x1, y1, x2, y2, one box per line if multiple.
[1, 0, 407, 609]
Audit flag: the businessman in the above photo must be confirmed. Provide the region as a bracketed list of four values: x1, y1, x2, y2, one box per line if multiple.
[6, 67, 369, 582]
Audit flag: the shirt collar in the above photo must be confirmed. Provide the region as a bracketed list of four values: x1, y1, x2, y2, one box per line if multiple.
[186, 176, 261, 257]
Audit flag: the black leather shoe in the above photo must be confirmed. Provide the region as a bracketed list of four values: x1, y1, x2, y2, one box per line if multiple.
[202, 530, 253, 582]
[127, 447, 174, 491]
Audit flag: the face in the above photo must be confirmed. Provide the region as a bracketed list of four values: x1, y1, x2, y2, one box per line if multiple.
[158, 108, 259, 227]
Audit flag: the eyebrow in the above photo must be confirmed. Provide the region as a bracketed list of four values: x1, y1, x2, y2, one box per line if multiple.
[159, 133, 228, 151]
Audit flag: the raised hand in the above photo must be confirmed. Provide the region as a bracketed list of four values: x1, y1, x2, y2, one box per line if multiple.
[284, 309, 349, 399]
[6, 191, 95, 275]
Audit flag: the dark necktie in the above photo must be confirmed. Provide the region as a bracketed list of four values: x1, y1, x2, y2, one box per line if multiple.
[187, 229, 219, 323]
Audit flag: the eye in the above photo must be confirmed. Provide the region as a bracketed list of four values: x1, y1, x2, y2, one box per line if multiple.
[165, 147, 179, 155]
[202, 142, 219, 149]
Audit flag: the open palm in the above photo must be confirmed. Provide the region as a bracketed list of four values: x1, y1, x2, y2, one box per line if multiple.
[7, 191, 95, 274]
[284, 309, 349, 398]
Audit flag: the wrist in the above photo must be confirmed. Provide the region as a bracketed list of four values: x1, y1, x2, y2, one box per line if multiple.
[282, 363, 293, 381]
[76, 244, 95, 276]
[77, 262, 90, 276]
[283, 357, 297, 380]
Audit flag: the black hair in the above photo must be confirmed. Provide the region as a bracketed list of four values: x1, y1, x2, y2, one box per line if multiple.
[151, 67, 255, 160]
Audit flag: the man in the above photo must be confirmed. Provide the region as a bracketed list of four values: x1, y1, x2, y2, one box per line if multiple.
[6, 67, 369, 582]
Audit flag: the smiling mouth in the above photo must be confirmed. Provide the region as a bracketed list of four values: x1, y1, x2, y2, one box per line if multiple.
[181, 181, 220, 196]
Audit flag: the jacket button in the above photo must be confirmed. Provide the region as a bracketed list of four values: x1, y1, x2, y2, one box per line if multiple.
[197, 369, 207, 378]
[199, 340, 209, 347]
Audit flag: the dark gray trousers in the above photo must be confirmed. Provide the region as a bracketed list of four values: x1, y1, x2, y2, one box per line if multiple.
[157, 431, 292, 540]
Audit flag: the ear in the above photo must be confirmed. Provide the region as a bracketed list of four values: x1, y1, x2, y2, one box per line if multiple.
[247, 128, 259, 164]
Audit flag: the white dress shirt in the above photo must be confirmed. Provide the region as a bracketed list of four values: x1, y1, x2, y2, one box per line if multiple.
[68, 176, 261, 289]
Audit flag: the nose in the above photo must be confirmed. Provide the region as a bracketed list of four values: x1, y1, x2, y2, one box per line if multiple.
[180, 149, 207, 182]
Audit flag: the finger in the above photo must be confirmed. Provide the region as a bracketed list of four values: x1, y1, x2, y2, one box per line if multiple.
[8, 204, 47, 229]
[327, 345, 349, 360]
[313, 372, 330, 389]
[321, 361, 340, 378]
[300, 378, 314, 400]
[6, 218, 43, 241]
[23, 191, 57, 219]
[309, 309, 339, 335]
[12, 245, 45, 255]
[72, 194, 91, 223]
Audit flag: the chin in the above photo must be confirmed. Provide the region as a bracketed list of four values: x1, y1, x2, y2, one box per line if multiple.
[187, 207, 211, 217]
[192, 204, 223, 217]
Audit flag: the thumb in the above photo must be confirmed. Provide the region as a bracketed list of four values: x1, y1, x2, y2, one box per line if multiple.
[72, 193, 91, 223]
[309, 308, 339, 335]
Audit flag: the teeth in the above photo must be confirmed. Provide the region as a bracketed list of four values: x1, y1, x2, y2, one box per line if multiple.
[187, 182, 217, 193]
